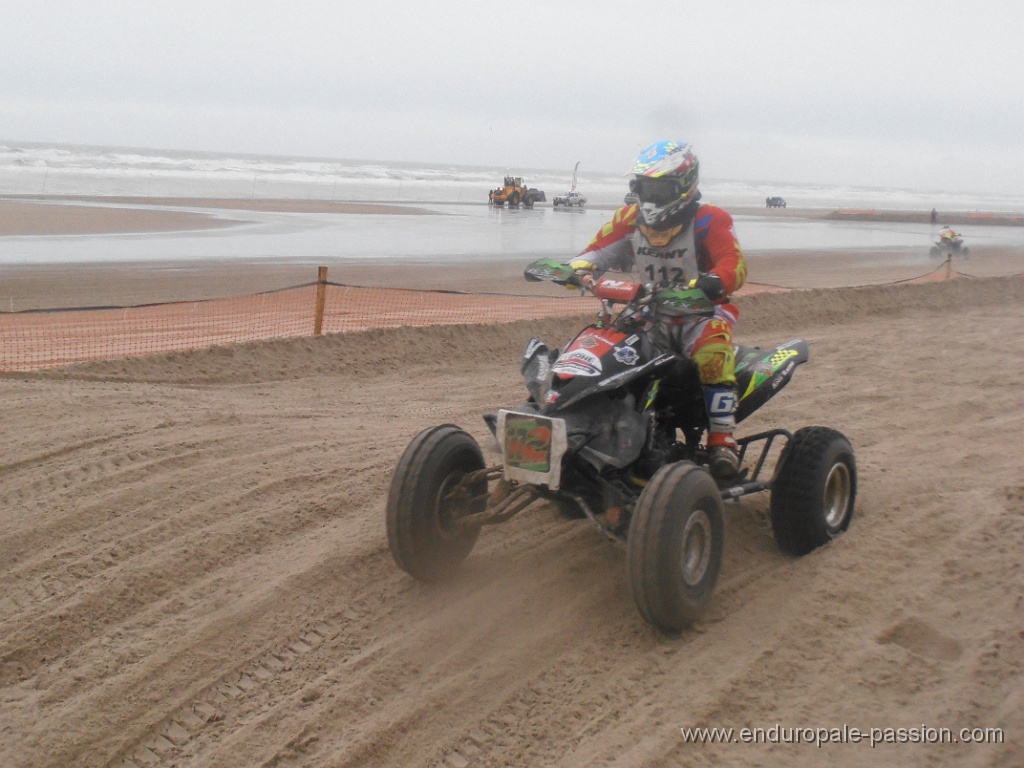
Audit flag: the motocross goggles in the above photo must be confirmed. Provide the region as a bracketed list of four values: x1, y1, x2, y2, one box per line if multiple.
[630, 175, 686, 206]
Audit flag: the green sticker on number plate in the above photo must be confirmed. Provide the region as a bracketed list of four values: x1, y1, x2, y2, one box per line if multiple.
[504, 414, 553, 472]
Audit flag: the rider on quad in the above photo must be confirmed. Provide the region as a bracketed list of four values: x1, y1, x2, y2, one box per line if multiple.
[563, 140, 748, 480]
[939, 225, 962, 247]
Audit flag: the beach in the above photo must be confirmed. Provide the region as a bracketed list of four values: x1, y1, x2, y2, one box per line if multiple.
[5, 245, 1024, 311]
[2, 195, 1022, 309]
[2, 197, 1023, 767]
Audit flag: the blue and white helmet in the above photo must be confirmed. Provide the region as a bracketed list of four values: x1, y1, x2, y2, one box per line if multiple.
[629, 140, 700, 226]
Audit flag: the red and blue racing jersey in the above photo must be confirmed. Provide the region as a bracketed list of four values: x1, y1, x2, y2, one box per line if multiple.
[577, 203, 747, 297]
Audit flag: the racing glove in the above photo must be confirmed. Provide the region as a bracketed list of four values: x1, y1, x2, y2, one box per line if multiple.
[692, 273, 725, 301]
[566, 258, 598, 290]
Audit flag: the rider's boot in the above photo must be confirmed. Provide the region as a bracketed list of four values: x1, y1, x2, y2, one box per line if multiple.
[704, 385, 739, 480]
[707, 433, 740, 480]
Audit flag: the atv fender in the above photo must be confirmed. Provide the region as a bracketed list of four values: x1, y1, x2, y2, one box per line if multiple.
[734, 340, 809, 423]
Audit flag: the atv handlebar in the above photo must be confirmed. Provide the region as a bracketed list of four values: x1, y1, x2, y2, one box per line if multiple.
[523, 257, 715, 317]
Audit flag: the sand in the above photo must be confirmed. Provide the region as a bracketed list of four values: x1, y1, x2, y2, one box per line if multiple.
[0, 197, 437, 237]
[2, 198, 1023, 767]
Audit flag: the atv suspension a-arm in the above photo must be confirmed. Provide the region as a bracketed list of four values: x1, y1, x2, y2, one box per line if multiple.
[448, 466, 540, 533]
[445, 465, 624, 545]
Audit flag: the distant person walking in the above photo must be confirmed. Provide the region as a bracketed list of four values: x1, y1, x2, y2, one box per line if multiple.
[931, 208, 938, 224]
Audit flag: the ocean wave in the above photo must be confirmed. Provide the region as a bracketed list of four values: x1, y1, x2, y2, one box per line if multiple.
[3, 141, 1024, 212]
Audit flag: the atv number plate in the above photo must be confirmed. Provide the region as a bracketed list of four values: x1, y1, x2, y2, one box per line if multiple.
[497, 410, 568, 490]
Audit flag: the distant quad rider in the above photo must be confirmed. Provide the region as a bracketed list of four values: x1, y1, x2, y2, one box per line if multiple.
[563, 139, 748, 480]
[939, 225, 961, 245]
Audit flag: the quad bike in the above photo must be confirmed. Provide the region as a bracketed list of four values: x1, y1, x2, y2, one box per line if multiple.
[386, 258, 856, 631]
[930, 236, 969, 259]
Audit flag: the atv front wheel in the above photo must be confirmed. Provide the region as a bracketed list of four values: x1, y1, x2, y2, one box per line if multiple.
[626, 462, 724, 631]
[770, 426, 856, 556]
[386, 424, 485, 581]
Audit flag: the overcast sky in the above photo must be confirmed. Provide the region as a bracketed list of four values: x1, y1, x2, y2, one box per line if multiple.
[2, 0, 1023, 194]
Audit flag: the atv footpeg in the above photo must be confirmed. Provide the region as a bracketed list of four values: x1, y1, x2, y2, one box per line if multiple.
[716, 428, 791, 499]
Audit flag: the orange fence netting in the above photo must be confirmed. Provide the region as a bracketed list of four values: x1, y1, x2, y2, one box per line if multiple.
[0, 281, 595, 372]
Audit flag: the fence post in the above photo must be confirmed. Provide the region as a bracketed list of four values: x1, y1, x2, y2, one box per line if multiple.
[314, 266, 328, 336]
[945, 254, 952, 280]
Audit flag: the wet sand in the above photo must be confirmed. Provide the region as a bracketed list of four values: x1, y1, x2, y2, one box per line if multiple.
[2, 196, 1022, 310]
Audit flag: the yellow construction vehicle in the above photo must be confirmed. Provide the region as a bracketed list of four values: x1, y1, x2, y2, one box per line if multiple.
[488, 176, 546, 208]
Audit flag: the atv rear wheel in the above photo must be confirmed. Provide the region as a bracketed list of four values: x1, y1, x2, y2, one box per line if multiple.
[770, 426, 856, 556]
[626, 462, 724, 631]
[386, 424, 485, 582]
